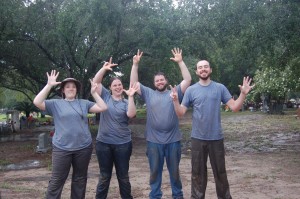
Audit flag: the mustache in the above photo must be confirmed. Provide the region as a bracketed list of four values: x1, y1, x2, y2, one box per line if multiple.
[200, 70, 209, 74]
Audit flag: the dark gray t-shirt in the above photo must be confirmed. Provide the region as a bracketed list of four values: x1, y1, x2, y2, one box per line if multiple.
[182, 81, 232, 140]
[96, 86, 131, 144]
[140, 84, 183, 144]
[45, 99, 95, 151]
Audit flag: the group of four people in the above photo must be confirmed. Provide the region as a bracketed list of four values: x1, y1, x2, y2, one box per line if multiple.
[33, 48, 254, 199]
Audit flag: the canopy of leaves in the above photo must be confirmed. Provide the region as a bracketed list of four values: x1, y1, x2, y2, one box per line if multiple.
[0, 0, 299, 104]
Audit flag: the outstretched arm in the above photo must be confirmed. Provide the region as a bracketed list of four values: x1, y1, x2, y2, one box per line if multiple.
[170, 48, 192, 93]
[89, 79, 108, 113]
[33, 70, 61, 111]
[226, 76, 255, 112]
[170, 85, 188, 117]
[130, 49, 143, 95]
[93, 57, 118, 95]
[123, 82, 139, 118]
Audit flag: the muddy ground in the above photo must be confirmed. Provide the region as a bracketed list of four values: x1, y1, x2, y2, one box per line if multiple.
[0, 111, 300, 199]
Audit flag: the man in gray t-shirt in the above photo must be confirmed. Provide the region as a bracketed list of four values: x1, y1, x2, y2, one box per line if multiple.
[130, 48, 191, 199]
[171, 60, 254, 199]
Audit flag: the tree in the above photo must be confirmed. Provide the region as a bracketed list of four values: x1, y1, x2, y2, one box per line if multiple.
[13, 101, 39, 117]
[1, 0, 299, 105]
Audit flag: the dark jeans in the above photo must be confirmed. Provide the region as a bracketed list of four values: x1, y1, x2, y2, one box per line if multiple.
[46, 144, 93, 199]
[191, 138, 232, 199]
[146, 141, 183, 199]
[95, 141, 133, 199]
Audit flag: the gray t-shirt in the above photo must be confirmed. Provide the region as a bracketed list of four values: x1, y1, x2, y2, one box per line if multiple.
[182, 81, 232, 140]
[140, 84, 183, 144]
[45, 99, 95, 151]
[96, 86, 131, 144]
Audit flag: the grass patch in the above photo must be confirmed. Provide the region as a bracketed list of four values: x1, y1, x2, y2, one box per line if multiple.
[19, 143, 36, 151]
[136, 108, 146, 119]
[0, 114, 6, 121]
[89, 124, 99, 137]
[0, 182, 12, 189]
[0, 159, 12, 166]
[0, 182, 41, 193]
[180, 124, 192, 142]
[244, 173, 258, 179]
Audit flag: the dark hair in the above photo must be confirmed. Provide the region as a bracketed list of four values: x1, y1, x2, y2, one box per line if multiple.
[109, 77, 122, 86]
[153, 72, 168, 82]
[195, 60, 211, 70]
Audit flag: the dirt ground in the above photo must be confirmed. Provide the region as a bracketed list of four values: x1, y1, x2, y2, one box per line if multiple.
[0, 112, 300, 199]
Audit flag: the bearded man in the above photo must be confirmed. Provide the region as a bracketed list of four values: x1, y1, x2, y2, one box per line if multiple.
[130, 48, 191, 199]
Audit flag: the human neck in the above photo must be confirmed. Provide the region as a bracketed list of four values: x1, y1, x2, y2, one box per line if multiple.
[199, 79, 211, 86]
[64, 98, 76, 101]
[112, 94, 122, 101]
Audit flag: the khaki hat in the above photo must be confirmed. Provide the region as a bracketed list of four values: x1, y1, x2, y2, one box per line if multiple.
[58, 78, 81, 93]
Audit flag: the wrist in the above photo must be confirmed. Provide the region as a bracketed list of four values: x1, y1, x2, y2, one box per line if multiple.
[46, 84, 53, 88]
[240, 92, 247, 97]
[91, 92, 98, 97]
[177, 60, 184, 65]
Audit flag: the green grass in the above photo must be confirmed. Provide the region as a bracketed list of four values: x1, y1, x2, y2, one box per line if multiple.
[0, 159, 12, 166]
[19, 144, 36, 151]
[0, 182, 41, 193]
[0, 113, 6, 121]
[136, 108, 147, 119]
[179, 124, 192, 141]
[90, 124, 99, 137]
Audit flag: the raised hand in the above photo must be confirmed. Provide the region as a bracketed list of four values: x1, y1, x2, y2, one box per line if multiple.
[170, 48, 183, 63]
[169, 85, 178, 101]
[133, 49, 143, 65]
[90, 78, 98, 95]
[46, 70, 61, 87]
[239, 76, 255, 95]
[123, 82, 139, 97]
[102, 57, 118, 71]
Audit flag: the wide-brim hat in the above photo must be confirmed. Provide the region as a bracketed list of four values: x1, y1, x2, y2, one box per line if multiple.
[58, 78, 81, 93]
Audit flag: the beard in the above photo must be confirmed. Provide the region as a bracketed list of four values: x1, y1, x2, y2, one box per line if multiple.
[198, 71, 211, 80]
[155, 84, 168, 92]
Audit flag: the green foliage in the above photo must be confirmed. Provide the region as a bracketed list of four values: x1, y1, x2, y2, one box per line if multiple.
[135, 108, 147, 119]
[89, 124, 99, 137]
[0, 0, 299, 101]
[253, 64, 299, 99]
[13, 101, 39, 117]
[0, 114, 6, 121]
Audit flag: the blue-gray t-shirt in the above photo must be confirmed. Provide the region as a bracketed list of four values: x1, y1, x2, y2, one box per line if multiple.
[45, 99, 95, 151]
[140, 84, 183, 144]
[96, 86, 131, 144]
[182, 81, 232, 140]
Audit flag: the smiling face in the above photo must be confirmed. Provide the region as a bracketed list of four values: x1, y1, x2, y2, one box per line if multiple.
[195, 60, 212, 81]
[109, 79, 124, 97]
[154, 74, 168, 92]
[62, 82, 77, 100]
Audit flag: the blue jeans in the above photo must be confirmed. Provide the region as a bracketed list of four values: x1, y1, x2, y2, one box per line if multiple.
[95, 141, 133, 199]
[146, 141, 183, 199]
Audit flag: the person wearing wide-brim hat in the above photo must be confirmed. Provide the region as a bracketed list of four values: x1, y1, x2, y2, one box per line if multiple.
[58, 77, 82, 97]
[33, 70, 108, 199]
